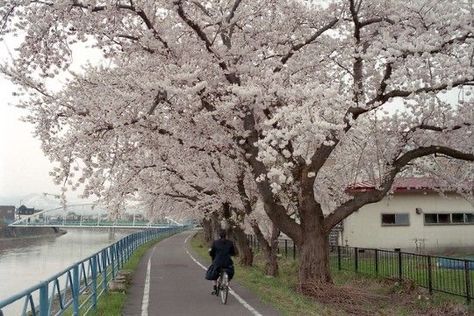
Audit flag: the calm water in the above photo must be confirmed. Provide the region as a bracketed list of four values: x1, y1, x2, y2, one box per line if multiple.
[0, 229, 128, 315]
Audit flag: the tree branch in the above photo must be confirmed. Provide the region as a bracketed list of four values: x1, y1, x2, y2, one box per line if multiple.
[175, 0, 239, 84]
[407, 122, 472, 134]
[241, 109, 302, 244]
[365, 78, 473, 108]
[359, 17, 395, 28]
[226, 0, 242, 24]
[323, 145, 474, 231]
[70, 0, 170, 51]
[274, 18, 338, 73]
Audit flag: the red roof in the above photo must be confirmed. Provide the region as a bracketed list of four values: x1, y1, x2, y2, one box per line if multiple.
[347, 177, 451, 193]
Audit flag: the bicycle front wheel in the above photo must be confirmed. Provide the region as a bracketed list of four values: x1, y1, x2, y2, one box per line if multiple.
[219, 272, 229, 304]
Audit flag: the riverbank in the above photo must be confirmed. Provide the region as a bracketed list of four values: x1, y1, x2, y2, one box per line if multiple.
[0, 224, 66, 239]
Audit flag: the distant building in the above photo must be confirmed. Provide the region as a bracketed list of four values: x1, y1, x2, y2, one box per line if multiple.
[339, 178, 474, 253]
[0, 205, 15, 224]
[17, 205, 39, 216]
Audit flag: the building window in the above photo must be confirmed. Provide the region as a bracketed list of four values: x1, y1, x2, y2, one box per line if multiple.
[424, 213, 474, 225]
[382, 213, 409, 226]
[424, 213, 438, 224]
[438, 214, 450, 224]
[452, 213, 464, 223]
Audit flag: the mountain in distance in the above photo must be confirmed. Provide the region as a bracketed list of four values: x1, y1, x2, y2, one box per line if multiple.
[0, 193, 146, 217]
[0, 193, 90, 211]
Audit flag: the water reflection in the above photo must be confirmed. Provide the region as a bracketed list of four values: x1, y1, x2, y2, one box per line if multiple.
[0, 229, 129, 315]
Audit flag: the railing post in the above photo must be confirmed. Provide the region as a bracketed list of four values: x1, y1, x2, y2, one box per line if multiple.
[72, 265, 80, 316]
[122, 237, 126, 259]
[102, 250, 108, 293]
[117, 240, 122, 269]
[398, 251, 403, 281]
[39, 282, 49, 316]
[427, 256, 433, 295]
[293, 242, 296, 260]
[354, 247, 359, 272]
[111, 246, 116, 279]
[285, 239, 288, 258]
[115, 243, 120, 270]
[375, 249, 379, 276]
[126, 236, 131, 260]
[337, 246, 341, 270]
[91, 255, 98, 309]
[465, 260, 471, 304]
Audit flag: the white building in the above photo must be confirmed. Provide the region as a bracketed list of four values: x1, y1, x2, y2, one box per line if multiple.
[339, 178, 474, 253]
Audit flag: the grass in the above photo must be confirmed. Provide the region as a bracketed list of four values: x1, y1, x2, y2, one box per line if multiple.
[191, 232, 473, 315]
[88, 237, 168, 316]
[190, 233, 340, 315]
[332, 251, 474, 300]
[88, 291, 126, 316]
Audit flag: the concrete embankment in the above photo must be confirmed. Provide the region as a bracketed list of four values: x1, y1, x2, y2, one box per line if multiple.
[0, 224, 66, 239]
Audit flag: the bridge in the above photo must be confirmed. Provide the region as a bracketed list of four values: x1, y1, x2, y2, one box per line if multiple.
[9, 204, 183, 229]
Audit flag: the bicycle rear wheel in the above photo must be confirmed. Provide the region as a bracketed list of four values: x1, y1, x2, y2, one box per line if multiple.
[219, 272, 229, 304]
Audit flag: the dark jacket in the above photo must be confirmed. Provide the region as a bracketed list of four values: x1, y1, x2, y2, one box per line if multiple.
[209, 238, 236, 268]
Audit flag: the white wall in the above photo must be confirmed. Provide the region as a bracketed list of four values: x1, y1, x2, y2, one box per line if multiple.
[341, 192, 474, 252]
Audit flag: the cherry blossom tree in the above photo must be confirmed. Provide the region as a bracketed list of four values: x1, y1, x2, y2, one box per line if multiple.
[1, 0, 473, 288]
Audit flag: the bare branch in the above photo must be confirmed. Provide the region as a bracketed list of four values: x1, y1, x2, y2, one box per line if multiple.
[175, 0, 239, 84]
[226, 0, 242, 24]
[324, 145, 474, 231]
[406, 122, 472, 134]
[274, 18, 338, 73]
[359, 17, 395, 27]
[366, 78, 473, 108]
[70, 0, 170, 51]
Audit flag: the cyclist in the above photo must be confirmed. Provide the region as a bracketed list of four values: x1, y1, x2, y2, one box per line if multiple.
[209, 229, 236, 294]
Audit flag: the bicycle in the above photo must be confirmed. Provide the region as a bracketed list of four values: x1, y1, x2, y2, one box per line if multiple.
[214, 268, 229, 304]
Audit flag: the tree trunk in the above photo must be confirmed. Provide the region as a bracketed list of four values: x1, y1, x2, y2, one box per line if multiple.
[265, 224, 280, 276]
[230, 225, 253, 266]
[251, 221, 280, 276]
[298, 228, 332, 291]
[220, 203, 254, 266]
[201, 218, 213, 243]
[209, 212, 221, 241]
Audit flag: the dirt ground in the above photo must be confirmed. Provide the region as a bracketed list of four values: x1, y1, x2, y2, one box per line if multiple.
[301, 277, 472, 316]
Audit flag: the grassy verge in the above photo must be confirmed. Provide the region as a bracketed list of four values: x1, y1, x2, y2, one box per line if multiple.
[333, 253, 474, 298]
[190, 232, 472, 316]
[190, 232, 339, 315]
[89, 236, 168, 316]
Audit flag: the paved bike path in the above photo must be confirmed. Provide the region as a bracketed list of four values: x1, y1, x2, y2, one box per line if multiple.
[123, 230, 281, 316]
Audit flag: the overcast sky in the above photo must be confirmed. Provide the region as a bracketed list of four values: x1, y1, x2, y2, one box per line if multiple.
[0, 36, 103, 202]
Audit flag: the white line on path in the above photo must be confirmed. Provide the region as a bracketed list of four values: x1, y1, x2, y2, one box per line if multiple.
[183, 234, 263, 316]
[141, 246, 157, 316]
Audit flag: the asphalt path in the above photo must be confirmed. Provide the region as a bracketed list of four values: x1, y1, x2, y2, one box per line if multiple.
[123, 230, 281, 316]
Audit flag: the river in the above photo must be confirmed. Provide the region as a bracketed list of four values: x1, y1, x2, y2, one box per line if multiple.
[0, 229, 128, 315]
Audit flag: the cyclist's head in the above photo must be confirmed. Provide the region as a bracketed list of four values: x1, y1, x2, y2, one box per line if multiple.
[218, 230, 227, 239]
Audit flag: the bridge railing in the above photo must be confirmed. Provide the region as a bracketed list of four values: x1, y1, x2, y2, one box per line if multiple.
[11, 220, 170, 228]
[0, 226, 186, 315]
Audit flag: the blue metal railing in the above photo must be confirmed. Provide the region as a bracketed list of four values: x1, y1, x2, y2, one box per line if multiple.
[0, 226, 185, 315]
